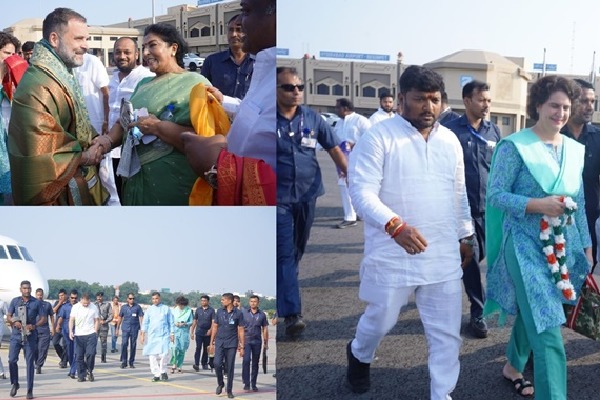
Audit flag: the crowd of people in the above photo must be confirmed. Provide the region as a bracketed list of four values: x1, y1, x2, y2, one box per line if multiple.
[0, 0, 276, 206]
[276, 56, 600, 398]
[1, 282, 270, 399]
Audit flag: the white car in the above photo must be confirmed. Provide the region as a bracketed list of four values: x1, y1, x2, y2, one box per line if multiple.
[183, 53, 204, 71]
[321, 112, 340, 128]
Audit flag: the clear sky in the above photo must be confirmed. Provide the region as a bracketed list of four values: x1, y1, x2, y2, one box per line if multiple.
[1, 207, 275, 297]
[278, 0, 600, 76]
[0, 1, 212, 29]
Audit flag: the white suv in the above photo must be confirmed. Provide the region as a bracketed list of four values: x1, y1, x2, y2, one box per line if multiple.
[183, 53, 204, 71]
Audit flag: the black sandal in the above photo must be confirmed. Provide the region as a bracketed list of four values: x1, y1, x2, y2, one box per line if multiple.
[504, 376, 534, 398]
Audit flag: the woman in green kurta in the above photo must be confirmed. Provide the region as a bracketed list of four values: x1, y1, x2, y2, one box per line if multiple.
[170, 296, 193, 373]
[96, 23, 211, 205]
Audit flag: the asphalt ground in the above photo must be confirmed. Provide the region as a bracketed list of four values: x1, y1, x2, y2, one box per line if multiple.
[276, 150, 600, 400]
[0, 325, 276, 400]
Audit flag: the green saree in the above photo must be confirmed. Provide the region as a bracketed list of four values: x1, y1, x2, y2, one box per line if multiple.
[121, 72, 210, 205]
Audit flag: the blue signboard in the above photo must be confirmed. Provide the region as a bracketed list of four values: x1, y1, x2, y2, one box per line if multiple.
[319, 51, 390, 61]
[197, 0, 224, 5]
[533, 63, 557, 71]
[276, 48, 290, 56]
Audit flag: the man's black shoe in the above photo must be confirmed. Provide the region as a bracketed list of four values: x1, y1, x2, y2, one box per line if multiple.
[120, 363, 127, 369]
[152, 376, 160, 382]
[227, 393, 234, 399]
[346, 340, 370, 394]
[10, 383, 19, 397]
[202, 364, 209, 370]
[252, 386, 258, 392]
[216, 384, 224, 395]
[110, 349, 116, 353]
[284, 315, 306, 337]
[470, 316, 488, 339]
[77, 377, 86, 382]
[160, 373, 168, 381]
[192, 364, 200, 372]
[243, 384, 250, 390]
[129, 363, 135, 369]
[26, 391, 33, 399]
[89, 373, 94, 382]
[36, 366, 41, 374]
[59, 362, 67, 368]
[68, 373, 76, 379]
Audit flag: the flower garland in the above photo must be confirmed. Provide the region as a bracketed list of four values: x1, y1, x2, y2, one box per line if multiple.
[540, 196, 577, 301]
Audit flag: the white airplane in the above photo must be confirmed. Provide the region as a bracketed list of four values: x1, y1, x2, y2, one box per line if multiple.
[0, 235, 48, 304]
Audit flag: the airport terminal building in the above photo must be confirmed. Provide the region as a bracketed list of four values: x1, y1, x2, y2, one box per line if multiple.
[3, 0, 241, 68]
[277, 49, 600, 136]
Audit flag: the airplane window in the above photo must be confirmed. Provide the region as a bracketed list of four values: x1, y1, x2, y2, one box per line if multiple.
[0, 246, 7, 259]
[7, 245, 23, 260]
[19, 246, 34, 262]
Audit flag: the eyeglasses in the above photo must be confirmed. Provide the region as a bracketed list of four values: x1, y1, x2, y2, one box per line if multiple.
[277, 84, 304, 92]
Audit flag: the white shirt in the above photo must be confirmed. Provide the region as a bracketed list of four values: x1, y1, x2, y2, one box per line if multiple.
[369, 108, 395, 125]
[349, 115, 473, 287]
[73, 54, 110, 133]
[0, 299, 7, 336]
[334, 112, 371, 145]
[70, 302, 99, 336]
[107, 65, 155, 158]
[226, 46, 276, 171]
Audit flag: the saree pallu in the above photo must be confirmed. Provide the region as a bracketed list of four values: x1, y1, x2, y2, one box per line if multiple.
[121, 72, 210, 205]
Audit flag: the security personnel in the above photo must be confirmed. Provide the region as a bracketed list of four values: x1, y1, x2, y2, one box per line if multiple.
[442, 80, 501, 339]
[118, 293, 144, 368]
[56, 290, 79, 378]
[34, 288, 54, 374]
[94, 292, 113, 363]
[276, 66, 347, 337]
[6, 280, 45, 399]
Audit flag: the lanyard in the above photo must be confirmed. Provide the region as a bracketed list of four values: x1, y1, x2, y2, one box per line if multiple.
[467, 124, 489, 144]
[277, 113, 305, 139]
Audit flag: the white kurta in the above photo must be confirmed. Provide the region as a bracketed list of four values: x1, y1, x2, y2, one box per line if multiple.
[368, 108, 395, 125]
[349, 115, 473, 287]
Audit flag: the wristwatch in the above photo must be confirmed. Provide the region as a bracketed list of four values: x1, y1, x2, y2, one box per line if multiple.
[459, 237, 475, 246]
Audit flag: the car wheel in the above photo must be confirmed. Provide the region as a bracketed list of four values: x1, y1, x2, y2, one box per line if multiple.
[189, 63, 197, 71]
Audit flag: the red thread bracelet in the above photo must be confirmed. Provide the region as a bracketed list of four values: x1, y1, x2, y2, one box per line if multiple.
[390, 222, 406, 239]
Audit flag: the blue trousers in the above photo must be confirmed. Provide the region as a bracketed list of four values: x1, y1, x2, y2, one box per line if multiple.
[277, 200, 316, 317]
[52, 330, 68, 365]
[242, 341, 262, 387]
[110, 324, 118, 351]
[120, 329, 139, 365]
[75, 333, 97, 378]
[8, 331, 38, 392]
[462, 215, 486, 317]
[62, 331, 77, 375]
[214, 346, 236, 394]
[35, 329, 51, 368]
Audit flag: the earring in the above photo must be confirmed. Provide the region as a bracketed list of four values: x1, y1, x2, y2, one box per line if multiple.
[172, 53, 176, 57]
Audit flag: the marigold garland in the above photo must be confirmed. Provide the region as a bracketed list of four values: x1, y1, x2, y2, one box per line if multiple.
[539, 196, 577, 301]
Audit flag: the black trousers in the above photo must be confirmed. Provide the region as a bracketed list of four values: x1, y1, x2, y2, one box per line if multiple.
[214, 346, 236, 394]
[463, 215, 486, 317]
[193, 335, 212, 367]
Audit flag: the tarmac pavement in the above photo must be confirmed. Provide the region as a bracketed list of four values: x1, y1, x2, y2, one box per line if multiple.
[0, 326, 276, 400]
[276, 150, 600, 400]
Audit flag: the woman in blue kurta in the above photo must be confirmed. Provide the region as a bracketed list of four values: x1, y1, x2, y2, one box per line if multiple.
[485, 76, 592, 399]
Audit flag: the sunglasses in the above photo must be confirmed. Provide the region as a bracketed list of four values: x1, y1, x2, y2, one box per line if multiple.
[128, 297, 134, 300]
[277, 84, 304, 92]
[70, 297, 77, 300]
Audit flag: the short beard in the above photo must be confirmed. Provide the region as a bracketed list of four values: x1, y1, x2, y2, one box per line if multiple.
[404, 116, 435, 131]
[56, 38, 83, 69]
[117, 64, 135, 74]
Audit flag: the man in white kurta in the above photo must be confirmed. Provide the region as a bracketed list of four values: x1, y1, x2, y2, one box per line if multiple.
[368, 92, 395, 125]
[346, 65, 474, 400]
[140, 293, 174, 382]
[334, 98, 371, 228]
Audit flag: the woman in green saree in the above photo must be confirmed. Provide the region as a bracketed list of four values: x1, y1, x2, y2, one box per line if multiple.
[96, 23, 212, 205]
[170, 296, 193, 373]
